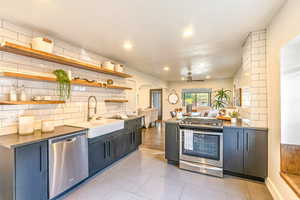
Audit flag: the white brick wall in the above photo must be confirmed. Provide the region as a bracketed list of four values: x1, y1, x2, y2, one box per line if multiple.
[0, 19, 135, 135]
[234, 30, 268, 127]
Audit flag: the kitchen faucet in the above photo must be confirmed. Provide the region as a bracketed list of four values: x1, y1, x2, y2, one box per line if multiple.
[88, 96, 97, 121]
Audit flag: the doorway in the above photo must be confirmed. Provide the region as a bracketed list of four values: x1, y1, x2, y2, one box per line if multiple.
[150, 89, 163, 120]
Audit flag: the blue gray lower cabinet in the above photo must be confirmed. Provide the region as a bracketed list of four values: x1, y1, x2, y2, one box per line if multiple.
[223, 127, 244, 174]
[243, 129, 268, 178]
[15, 141, 48, 200]
[223, 127, 268, 179]
[165, 123, 180, 164]
[88, 118, 142, 176]
[0, 140, 48, 200]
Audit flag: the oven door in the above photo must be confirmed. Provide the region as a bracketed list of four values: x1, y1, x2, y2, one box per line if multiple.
[179, 129, 223, 167]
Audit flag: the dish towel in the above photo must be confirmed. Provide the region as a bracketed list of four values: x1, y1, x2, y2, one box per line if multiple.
[184, 130, 193, 151]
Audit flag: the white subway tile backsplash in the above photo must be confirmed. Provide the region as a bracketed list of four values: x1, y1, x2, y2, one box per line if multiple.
[3, 21, 33, 37]
[234, 30, 268, 126]
[18, 33, 32, 44]
[0, 28, 18, 40]
[0, 19, 131, 135]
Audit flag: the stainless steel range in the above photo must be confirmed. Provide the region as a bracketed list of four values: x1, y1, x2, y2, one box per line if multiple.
[179, 117, 224, 177]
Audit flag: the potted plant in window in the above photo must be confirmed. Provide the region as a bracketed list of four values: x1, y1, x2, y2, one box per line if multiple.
[212, 88, 231, 110]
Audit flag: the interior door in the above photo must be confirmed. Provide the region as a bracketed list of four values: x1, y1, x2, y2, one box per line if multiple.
[150, 89, 163, 120]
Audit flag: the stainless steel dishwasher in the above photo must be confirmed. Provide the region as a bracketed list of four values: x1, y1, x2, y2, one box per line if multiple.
[48, 131, 89, 199]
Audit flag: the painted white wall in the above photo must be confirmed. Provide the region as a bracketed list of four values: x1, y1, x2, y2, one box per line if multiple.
[164, 78, 233, 119]
[266, 0, 300, 199]
[125, 67, 168, 118]
[281, 36, 300, 145]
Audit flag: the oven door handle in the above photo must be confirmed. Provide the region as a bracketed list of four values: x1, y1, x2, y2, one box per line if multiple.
[176, 125, 179, 144]
[191, 130, 223, 136]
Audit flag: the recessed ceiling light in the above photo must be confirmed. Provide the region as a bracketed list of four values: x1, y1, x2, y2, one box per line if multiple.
[206, 75, 211, 79]
[163, 66, 170, 71]
[123, 42, 132, 50]
[183, 28, 193, 38]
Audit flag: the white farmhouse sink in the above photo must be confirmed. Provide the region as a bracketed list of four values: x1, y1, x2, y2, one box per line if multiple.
[67, 119, 124, 138]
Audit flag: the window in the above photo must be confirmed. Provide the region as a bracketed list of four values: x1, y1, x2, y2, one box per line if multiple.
[182, 88, 211, 107]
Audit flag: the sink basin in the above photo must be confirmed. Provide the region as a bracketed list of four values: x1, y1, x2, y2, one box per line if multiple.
[66, 119, 124, 138]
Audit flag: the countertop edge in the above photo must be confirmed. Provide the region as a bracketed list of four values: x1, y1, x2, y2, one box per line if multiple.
[0, 126, 88, 149]
[164, 119, 268, 131]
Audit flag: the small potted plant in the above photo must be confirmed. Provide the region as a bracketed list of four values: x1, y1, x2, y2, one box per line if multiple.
[230, 111, 239, 123]
[53, 69, 71, 100]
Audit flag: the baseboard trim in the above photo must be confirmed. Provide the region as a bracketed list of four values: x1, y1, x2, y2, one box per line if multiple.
[266, 177, 284, 200]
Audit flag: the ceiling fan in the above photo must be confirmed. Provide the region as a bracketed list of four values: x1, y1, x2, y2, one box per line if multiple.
[185, 72, 205, 82]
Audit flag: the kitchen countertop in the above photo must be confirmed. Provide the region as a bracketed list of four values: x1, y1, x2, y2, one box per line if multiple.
[109, 114, 144, 121]
[165, 117, 268, 131]
[0, 125, 87, 149]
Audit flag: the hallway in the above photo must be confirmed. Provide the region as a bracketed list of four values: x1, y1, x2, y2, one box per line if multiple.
[141, 121, 165, 151]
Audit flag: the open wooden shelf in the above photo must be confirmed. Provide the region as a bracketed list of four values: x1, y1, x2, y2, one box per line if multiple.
[0, 41, 132, 78]
[104, 99, 128, 103]
[0, 71, 132, 90]
[0, 100, 65, 105]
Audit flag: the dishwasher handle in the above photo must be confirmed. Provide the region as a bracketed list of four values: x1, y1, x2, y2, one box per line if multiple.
[65, 137, 77, 143]
[49, 131, 86, 144]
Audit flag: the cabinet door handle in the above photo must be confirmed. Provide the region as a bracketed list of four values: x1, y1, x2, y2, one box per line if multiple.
[236, 131, 239, 151]
[108, 141, 111, 157]
[176, 126, 179, 144]
[104, 142, 106, 159]
[39, 145, 42, 172]
[246, 132, 249, 152]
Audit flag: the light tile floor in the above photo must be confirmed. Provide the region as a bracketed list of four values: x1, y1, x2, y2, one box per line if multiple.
[60, 148, 273, 200]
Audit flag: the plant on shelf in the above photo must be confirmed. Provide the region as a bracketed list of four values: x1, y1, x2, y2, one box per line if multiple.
[212, 88, 231, 110]
[53, 69, 71, 100]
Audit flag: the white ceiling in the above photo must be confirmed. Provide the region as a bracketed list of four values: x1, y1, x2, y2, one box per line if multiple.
[0, 0, 285, 81]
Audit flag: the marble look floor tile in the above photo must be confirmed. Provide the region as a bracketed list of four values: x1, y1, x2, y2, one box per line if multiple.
[60, 148, 272, 200]
[135, 176, 185, 200]
[103, 190, 151, 200]
[180, 183, 228, 200]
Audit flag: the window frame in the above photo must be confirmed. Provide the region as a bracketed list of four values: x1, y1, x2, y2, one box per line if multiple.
[182, 88, 212, 107]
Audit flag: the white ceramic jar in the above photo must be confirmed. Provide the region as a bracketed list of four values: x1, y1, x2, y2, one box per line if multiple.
[19, 116, 35, 135]
[114, 64, 124, 72]
[42, 120, 55, 133]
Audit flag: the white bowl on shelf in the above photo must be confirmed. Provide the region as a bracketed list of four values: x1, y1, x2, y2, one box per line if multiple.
[102, 61, 115, 71]
[114, 64, 124, 72]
